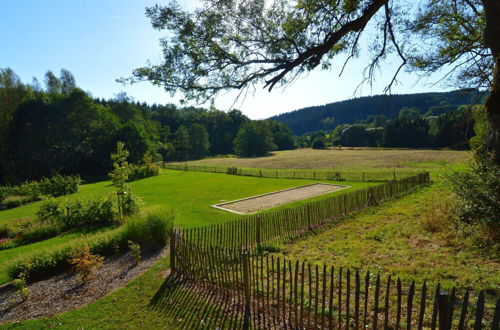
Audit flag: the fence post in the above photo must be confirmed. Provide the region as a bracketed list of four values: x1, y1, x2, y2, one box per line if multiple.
[242, 250, 251, 330]
[307, 204, 312, 230]
[393, 172, 396, 181]
[170, 230, 176, 272]
[438, 291, 449, 330]
[362, 172, 365, 181]
[256, 215, 261, 247]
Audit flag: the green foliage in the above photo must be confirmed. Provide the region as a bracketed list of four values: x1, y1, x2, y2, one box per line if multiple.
[188, 123, 210, 159]
[128, 164, 159, 182]
[36, 196, 118, 228]
[13, 275, 29, 300]
[7, 210, 174, 282]
[311, 137, 326, 149]
[469, 105, 487, 151]
[127, 240, 141, 264]
[109, 142, 131, 191]
[69, 246, 104, 281]
[449, 156, 500, 229]
[233, 121, 276, 157]
[38, 174, 81, 197]
[121, 189, 142, 216]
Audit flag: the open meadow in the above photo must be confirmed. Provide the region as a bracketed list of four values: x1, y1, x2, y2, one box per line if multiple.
[170, 148, 472, 173]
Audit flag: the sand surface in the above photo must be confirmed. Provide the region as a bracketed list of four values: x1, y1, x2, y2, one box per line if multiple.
[214, 183, 348, 214]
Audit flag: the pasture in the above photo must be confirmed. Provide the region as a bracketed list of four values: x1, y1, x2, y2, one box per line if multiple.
[169, 148, 471, 172]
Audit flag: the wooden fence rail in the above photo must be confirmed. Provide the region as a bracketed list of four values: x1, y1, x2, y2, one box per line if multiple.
[171, 234, 499, 329]
[177, 172, 430, 250]
[163, 163, 419, 182]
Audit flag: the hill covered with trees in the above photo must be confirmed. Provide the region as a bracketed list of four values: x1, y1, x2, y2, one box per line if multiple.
[0, 68, 295, 184]
[270, 90, 485, 136]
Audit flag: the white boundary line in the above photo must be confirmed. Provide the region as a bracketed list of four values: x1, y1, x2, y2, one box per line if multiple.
[211, 183, 351, 215]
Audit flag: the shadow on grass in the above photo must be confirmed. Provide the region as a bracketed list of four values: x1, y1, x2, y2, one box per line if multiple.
[149, 273, 245, 329]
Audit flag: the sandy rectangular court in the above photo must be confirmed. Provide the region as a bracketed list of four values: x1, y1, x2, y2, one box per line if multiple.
[212, 183, 349, 214]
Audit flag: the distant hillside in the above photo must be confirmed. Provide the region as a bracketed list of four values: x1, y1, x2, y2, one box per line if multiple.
[269, 90, 484, 135]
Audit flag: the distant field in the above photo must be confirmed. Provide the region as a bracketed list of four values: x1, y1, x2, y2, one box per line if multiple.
[170, 148, 471, 172]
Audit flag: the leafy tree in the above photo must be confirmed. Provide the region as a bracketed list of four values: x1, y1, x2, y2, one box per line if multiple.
[60, 69, 76, 94]
[116, 122, 150, 164]
[128, 0, 500, 163]
[109, 142, 130, 191]
[266, 120, 295, 150]
[311, 137, 326, 149]
[173, 125, 190, 161]
[44, 70, 62, 94]
[399, 107, 421, 120]
[188, 123, 210, 159]
[233, 121, 276, 157]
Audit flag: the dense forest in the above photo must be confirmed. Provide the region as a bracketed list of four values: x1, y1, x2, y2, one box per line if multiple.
[270, 90, 485, 135]
[0, 68, 294, 184]
[296, 104, 480, 149]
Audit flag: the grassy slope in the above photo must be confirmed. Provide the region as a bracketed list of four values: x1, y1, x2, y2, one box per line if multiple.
[0, 171, 372, 285]
[169, 148, 471, 172]
[273, 182, 500, 292]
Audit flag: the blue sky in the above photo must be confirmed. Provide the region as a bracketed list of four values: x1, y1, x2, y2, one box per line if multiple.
[0, 0, 450, 119]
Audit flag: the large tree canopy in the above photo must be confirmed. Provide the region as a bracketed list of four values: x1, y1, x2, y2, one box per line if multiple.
[125, 0, 500, 162]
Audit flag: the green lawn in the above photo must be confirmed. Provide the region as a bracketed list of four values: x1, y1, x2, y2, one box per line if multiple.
[0, 171, 373, 227]
[0, 171, 374, 285]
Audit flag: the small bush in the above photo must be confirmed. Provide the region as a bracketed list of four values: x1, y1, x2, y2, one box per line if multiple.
[128, 164, 159, 182]
[36, 196, 118, 228]
[121, 189, 142, 216]
[13, 276, 29, 301]
[38, 174, 81, 197]
[128, 240, 141, 264]
[69, 246, 104, 281]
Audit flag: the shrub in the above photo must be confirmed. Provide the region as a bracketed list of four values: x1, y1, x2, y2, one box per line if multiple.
[36, 196, 118, 228]
[13, 276, 29, 301]
[36, 198, 63, 223]
[311, 138, 326, 149]
[69, 246, 104, 281]
[7, 211, 174, 282]
[38, 174, 81, 197]
[128, 240, 141, 264]
[449, 156, 500, 228]
[128, 164, 159, 182]
[121, 189, 142, 216]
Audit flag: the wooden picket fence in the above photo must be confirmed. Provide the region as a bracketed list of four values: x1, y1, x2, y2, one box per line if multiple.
[163, 163, 419, 182]
[176, 172, 430, 250]
[170, 235, 499, 329]
[165, 170, 500, 328]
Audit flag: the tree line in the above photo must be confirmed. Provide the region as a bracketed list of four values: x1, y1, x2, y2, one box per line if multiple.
[297, 104, 479, 149]
[0, 68, 295, 184]
[271, 90, 485, 136]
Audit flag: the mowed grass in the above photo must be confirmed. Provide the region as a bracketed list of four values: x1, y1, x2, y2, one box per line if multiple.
[0, 171, 371, 227]
[171, 148, 471, 172]
[272, 182, 500, 293]
[0, 171, 372, 285]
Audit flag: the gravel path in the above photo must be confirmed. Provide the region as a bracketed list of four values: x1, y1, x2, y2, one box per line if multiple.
[214, 183, 349, 214]
[0, 248, 166, 324]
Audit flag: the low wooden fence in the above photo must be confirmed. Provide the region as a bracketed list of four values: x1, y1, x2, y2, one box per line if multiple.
[176, 172, 430, 250]
[163, 163, 419, 182]
[171, 236, 499, 329]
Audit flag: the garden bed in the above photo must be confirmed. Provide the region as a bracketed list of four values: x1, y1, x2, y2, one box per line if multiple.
[0, 247, 167, 324]
[212, 183, 349, 214]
